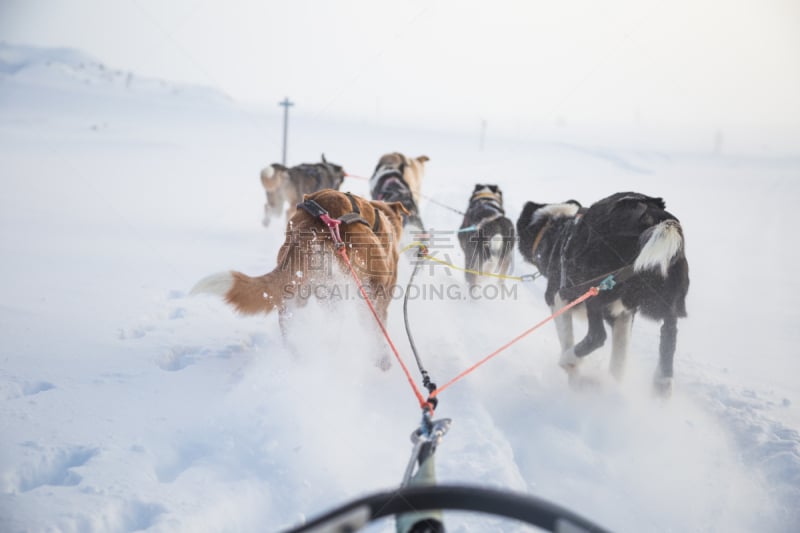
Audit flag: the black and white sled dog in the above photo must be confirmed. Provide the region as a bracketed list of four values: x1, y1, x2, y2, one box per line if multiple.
[458, 184, 515, 287]
[516, 192, 689, 395]
[369, 152, 428, 231]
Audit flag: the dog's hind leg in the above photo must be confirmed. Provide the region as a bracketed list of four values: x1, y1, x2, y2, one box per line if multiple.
[368, 280, 392, 371]
[553, 293, 580, 379]
[464, 249, 481, 288]
[552, 292, 575, 352]
[262, 198, 272, 227]
[560, 299, 606, 372]
[609, 309, 634, 380]
[654, 315, 678, 396]
[496, 236, 514, 283]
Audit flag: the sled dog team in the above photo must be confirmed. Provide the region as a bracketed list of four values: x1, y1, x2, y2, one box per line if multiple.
[194, 152, 689, 396]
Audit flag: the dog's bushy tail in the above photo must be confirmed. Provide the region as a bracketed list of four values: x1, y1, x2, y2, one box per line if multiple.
[260, 164, 283, 192]
[489, 234, 505, 256]
[191, 268, 291, 315]
[634, 220, 685, 278]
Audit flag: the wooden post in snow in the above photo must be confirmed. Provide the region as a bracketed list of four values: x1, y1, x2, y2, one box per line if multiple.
[279, 97, 294, 165]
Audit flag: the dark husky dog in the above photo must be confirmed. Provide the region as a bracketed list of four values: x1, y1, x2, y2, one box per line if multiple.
[516, 192, 689, 395]
[260, 154, 345, 227]
[369, 152, 429, 230]
[458, 184, 515, 286]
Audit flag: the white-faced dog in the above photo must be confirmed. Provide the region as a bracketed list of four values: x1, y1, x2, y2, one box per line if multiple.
[516, 192, 689, 395]
[458, 184, 515, 287]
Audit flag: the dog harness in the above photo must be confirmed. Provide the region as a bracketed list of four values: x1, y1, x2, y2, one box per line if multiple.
[344, 191, 382, 234]
[296, 192, 383, 248]
[469, 191, 504, 212]
[370, 169, 424, 230]
[529, 220, 552, 259]
[375, 176, 407, 201]
[459, 191, 506, 233]
[558, 264, 636, 301]
[371, 169, 409, 202]
[370, 159, 406, 193]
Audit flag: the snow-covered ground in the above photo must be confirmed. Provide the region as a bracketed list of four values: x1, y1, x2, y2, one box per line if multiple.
[1, 43, 799, 532]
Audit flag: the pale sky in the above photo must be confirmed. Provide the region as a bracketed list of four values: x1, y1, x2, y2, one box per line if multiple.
[2, 0, 799, 134]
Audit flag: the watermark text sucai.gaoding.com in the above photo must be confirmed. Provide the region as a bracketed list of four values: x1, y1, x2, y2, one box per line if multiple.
[275, 228, 517, 278]
[282, 282, 518, 302]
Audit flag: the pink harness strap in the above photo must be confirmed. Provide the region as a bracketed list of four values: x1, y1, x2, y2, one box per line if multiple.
[319, 213, 344, 247]
[298, 197, 369, 248]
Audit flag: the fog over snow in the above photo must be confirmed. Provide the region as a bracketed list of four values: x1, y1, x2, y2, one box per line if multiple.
[1, 42, 800, 532]
[3, 0, 799, 138]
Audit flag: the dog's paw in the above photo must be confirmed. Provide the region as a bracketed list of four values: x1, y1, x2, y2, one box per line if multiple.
[558, 347, 581, 373]
[653, 375, 673, 398]
[376, 354, 392, 372]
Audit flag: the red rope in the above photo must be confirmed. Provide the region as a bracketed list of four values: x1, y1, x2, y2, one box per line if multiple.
[430, 287, 599, 399]
[345, 172, 370, 181]
[337, 247, 429, 409]
[332, 197, 603, 411]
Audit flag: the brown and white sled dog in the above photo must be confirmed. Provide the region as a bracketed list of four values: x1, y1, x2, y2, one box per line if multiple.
[260, 155, 345, 227]
[193, 189, 408, 331]
[369, 152, 429, 230]
[516, 192, 690, 395]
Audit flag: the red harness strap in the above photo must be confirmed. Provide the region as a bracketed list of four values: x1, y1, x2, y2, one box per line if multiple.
[296, 197, 430, 411]
[337, 245, 430, 411]
[297, 199, 346, 247]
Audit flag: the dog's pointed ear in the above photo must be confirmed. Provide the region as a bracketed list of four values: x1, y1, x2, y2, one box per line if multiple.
[321, 153, 327, 164]
[374, 200, 409, 218]
[388, 201, 410, 217]
[372, 200, 409, 230]
[417, 155, 430, 163]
